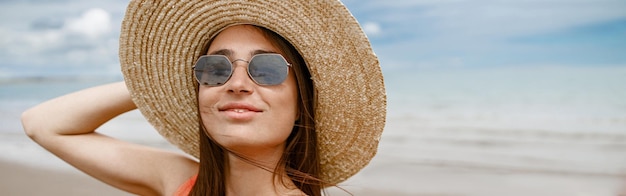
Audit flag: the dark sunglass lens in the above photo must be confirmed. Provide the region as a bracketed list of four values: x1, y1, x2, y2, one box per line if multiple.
[248, 54, 288, 85]
[194, 56, 232, 85]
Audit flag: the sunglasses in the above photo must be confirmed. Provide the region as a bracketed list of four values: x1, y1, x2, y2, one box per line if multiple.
[193, 54, 292, 86]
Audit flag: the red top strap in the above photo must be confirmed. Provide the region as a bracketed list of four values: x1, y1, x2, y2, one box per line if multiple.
[174, 174, 198, 196]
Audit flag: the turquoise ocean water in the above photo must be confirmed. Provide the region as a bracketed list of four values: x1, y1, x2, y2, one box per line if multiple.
[2, 66, 626, 134]
[1, 77, 122, 134]
[385, 66, 626, 133]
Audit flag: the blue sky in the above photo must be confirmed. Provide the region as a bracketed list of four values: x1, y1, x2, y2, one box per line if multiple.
[0, 0, 625, 78]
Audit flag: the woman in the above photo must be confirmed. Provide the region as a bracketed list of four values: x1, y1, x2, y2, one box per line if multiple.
[21, 0, 386, 195]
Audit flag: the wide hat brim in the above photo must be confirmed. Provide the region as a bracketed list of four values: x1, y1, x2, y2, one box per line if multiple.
[119, 0, 386, 184]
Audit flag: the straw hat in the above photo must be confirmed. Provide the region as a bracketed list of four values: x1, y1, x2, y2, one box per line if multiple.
[119, 0, 386, 184]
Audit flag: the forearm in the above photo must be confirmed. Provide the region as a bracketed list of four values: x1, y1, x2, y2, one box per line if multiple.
[21, 81, 137, 139]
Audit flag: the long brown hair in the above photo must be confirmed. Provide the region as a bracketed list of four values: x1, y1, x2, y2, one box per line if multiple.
[190, 25, 322, 196]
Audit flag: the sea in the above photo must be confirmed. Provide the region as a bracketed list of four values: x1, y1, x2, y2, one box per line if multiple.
[1, 65, 626, 195]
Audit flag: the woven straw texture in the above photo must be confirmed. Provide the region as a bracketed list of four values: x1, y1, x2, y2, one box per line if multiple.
[119, 0, 386, 184]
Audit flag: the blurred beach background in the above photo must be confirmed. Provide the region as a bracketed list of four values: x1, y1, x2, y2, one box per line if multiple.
[1, 0, 626, 195]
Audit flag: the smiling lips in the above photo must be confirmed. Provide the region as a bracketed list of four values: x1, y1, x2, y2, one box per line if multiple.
[219, 103, 262, 120]
[219, 103, 262, 112]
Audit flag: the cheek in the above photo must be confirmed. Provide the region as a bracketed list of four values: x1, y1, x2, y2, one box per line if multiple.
[260, 77, 299, 142]
[197, 89, 224, 143]
[197, 89, 212, 110]
[281, 75, 300, 120]
[197, 88, 218, 123]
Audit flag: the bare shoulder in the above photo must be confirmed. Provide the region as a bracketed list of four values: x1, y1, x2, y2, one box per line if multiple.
[157, 151, 199, 195]
[119, 144, 199, 195]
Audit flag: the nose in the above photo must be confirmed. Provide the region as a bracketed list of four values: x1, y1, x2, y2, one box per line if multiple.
[225, 61, 254, 94]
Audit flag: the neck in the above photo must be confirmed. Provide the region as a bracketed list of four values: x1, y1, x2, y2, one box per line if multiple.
[225, 148, 304, 196]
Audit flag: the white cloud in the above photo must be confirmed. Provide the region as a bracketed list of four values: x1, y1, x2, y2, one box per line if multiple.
[0, 0, 129, 77]
[363, 22, 382, 37]
[65, 8, 112, 39]
[2, 8, 116, 65]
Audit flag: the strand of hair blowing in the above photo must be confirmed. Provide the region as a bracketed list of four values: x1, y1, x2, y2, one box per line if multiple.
[189, 124, 227, 196]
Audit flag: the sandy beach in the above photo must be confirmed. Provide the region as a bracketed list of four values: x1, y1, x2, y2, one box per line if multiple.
[0, 160, 131, 196]
[0, 159, 408, 196]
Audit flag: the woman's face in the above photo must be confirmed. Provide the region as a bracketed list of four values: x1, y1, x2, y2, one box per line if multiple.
[198, 25, 299, 155]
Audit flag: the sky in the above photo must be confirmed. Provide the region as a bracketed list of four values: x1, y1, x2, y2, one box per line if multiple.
[0, 0, 625, 78]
